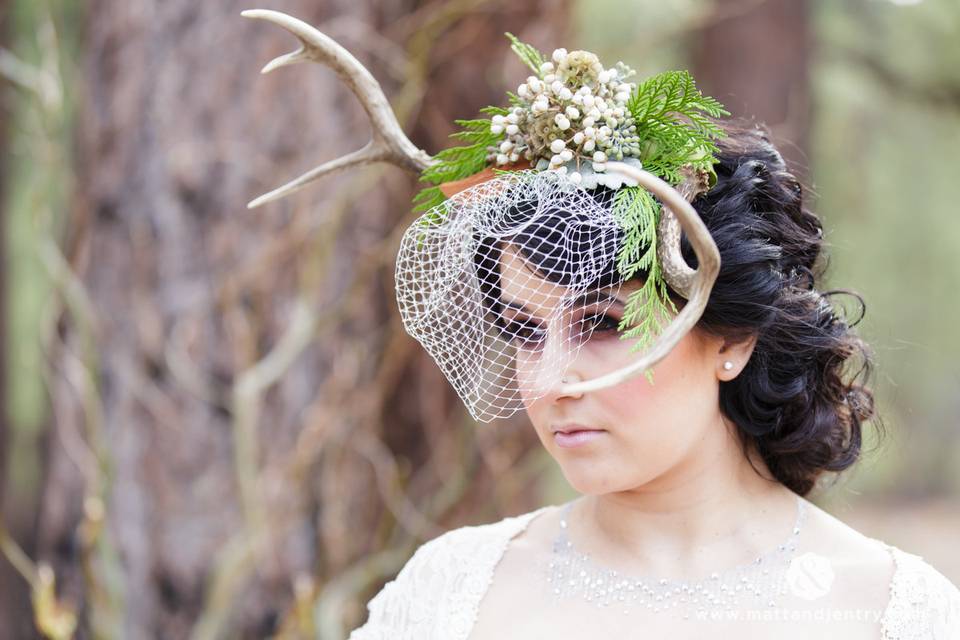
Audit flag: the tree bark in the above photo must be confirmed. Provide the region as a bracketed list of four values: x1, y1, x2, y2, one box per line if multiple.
[691, 0, 811, 179]
[38, 1, 566, 638]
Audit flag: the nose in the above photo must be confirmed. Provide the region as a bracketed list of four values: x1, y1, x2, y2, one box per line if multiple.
[557, 371, 585, 400]
[523, 311, 586, 401]
[534, 347, 586, 403]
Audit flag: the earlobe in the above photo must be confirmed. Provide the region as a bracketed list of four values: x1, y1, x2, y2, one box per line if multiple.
[717, 335, 758, 380]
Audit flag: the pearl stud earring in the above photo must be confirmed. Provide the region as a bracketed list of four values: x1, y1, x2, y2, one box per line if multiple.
[723, 361, 734, 371]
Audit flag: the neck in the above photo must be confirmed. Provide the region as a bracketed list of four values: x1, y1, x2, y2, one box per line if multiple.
[575, 415, 799, 579]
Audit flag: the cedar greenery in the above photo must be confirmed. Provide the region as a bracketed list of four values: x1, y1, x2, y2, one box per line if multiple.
[628, 70, 730, 185]
[611, 185, 677, 381]
[413, 106, 509, 217]
[505, 32, 546, 75]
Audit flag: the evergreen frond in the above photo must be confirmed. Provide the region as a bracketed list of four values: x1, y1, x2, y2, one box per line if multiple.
[480, 105, 510, 117]
[627, 70, 730, 186]
[412, 110, 506, 220]
[420, 121, 500, 185]
[612, 186, 658, 280]
[505, 32, 545, 75]
[612, 186, 679, 383]
[412, 186, 445, 214]
[506, 91, 526, 108]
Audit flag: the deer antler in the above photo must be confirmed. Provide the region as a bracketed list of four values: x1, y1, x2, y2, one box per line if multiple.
[656, 166, 714, 299]
[241, 9, 435, 209]
[558, 161, 720, 395]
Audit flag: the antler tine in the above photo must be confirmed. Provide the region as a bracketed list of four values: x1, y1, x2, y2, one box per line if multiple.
[656, 166, 712, 299]
[242, 9, 434, 209]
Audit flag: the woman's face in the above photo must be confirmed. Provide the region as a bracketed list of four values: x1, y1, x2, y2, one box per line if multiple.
[497, 243, 730, 495]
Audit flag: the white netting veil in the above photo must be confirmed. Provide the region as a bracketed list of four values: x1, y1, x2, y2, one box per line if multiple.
[395, 170, 632, 422]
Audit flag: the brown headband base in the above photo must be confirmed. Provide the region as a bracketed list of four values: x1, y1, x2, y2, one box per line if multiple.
[438, 160, 532, 198]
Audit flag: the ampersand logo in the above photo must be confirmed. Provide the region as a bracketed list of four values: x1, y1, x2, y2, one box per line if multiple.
[786, 552, 835, 601]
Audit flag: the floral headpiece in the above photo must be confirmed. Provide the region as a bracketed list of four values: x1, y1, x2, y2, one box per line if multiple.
[244, 10, 727, 421]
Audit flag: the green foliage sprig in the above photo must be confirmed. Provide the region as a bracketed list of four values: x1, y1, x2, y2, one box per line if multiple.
[611, 185, 677, 381]
[411, 36, 549, 216]
[412, 106, 509, 217]
[627, 70, 729, 185]
[505, 32, 546, 75]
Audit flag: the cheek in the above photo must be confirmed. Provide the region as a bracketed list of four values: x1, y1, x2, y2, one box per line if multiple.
[522, 332, 716, 431]
[581, 332, 717, 427]
[588, 330, 697, 379]
[513, 349, 539, 386]
[521, 332, 721, 493]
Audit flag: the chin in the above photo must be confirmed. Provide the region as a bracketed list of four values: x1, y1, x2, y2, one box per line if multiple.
[556, 460, 622, 496]
[557, 454, 662, 496]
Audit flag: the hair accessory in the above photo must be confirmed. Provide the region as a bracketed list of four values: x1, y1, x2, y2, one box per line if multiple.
[243, 10, 729, 420]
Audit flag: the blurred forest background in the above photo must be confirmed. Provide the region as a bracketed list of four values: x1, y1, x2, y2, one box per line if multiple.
[0, 0, 957, 638]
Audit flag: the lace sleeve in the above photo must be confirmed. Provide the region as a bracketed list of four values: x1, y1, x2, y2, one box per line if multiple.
[925, 562, 960, 639]
[881, 545, 960, 640]
[346, 507, 549, 640]
[347, 535, 449, 640]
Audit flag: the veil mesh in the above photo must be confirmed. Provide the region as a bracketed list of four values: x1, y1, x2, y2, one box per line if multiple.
[395, 171, 635, 422]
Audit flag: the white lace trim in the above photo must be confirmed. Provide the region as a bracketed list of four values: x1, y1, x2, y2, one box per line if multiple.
[348, 507, 549, 640]
[878, 542, 960, 639]
[349, 508, 960, 639]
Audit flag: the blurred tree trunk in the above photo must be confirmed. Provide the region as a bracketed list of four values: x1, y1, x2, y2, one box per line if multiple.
[0, 4, 21, 638]
[37, 1, 565, 638]
[0, 6, 37, 640]
[691, 0, 811, 178]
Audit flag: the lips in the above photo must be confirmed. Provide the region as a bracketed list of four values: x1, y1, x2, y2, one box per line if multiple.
[552, 423, 602, 434]
[551, 424, 606, 449]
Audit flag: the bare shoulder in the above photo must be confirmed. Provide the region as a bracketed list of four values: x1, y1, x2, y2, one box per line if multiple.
[798, 498, 899, 610]
[390, 503, 559, 582]
[801, 497, 896, 570]
[474, 502, 568, 586]
[504, 502, 566, 549]
[802, 499, 960, 634]
[469, 503, 566, 634]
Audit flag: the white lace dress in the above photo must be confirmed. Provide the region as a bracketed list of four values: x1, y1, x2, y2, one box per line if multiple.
[348, 505, 960, 639]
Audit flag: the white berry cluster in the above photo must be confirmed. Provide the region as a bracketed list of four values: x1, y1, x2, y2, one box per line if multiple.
[489, 47, 642, 187]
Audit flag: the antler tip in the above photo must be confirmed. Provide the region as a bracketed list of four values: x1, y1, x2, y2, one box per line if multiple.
[260, 50, 307, 74]
[246, 194, 271, 209]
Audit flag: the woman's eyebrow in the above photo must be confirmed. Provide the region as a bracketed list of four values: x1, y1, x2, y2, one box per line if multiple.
[499, 290, 622, 315]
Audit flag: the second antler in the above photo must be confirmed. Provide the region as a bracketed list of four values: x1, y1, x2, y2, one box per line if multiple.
[241, 9, 435, 209]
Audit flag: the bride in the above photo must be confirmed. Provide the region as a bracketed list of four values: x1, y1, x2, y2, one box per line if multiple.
[348, 121, 960, 639]
[239, 11, 960, 638]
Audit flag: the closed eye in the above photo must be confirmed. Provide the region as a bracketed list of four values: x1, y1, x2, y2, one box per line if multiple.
[496, 295, 624, 350]
[576, 312, 621, 335]
[501, 317, 546, 349]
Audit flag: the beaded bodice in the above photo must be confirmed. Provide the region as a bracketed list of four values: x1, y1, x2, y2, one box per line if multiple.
[348, 503, 960, 639]
[544, 495, 807, 619]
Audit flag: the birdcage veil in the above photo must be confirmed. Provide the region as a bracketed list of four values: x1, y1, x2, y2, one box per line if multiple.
[396, 170, 631, 421]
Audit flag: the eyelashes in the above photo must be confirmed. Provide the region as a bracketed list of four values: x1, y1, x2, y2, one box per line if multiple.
[498, 316, 545, 349]
[501, 313, 621, 350]
[578, 313, 620, 334]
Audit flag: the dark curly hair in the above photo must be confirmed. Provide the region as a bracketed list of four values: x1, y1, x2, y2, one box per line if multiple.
[474, 120, 882, 497]
[685, 122, 881, 496]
